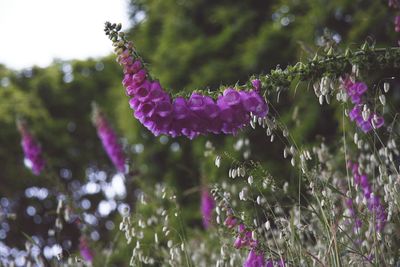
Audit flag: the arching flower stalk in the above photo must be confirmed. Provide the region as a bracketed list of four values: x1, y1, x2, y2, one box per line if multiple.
[105, 23, 400, 139]
[92, 103, 127, 173]
[16, 119, 45, 175]
[105, 22, 268, 139]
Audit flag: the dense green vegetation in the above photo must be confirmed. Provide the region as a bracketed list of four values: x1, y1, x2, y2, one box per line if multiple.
[1, 0, 400, 266]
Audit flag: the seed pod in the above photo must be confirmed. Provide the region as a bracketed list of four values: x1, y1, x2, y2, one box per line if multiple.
[319, 95, 324, 105]
[231, 169, 237, 178]
[325, 95, 330, 104]
[384, 82, 390, 93]
[379, 95, 386, 105]
[239, 167, 246, 177]
[265, 221, 271, 230]
[215, 156, 221, 167]
[248, 176, 254, 185]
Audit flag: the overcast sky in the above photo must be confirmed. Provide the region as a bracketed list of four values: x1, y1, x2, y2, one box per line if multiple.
[0, 0, 131, 70]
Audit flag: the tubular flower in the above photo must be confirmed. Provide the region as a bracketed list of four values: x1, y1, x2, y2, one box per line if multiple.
[243, 250, 266, 267]
[201, 188, 215, 229]
[341, 78, 384, 133]
[17, 119, 45, 175]
[92, 104, 127, 173]
[234, 224, 258, 249]
[348, 161, 387, 232]
[222, 213, 286, 266]
[224, 215, 238, 229]
[79, 236, 94, 263]
[105, 23, 269, 139]
[243, 250, 286, 267]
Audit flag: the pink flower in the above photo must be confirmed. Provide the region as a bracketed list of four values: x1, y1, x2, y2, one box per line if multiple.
[348, 161, 387, 232]
[342, 78, 384, 133]
[79, 237, 94, 263]
[252, 79, 261, 92]
[116, 49, 269, 138]
[243, 250, 265, 267]
[123, 60, 142, 74]
[200, 188, 215, 229]
[224, 216, 238, 229]
[92, 105, 127, 173]
[17, 120, 45, 175]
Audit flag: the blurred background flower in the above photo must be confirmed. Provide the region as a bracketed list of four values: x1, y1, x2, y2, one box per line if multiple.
[1, 0, 400, 266]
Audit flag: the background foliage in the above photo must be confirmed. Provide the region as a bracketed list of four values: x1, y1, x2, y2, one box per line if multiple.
[0, 0, 399, 266]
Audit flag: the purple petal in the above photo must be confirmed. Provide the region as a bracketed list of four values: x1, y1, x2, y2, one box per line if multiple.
[154, 101, 173, 117]
[252, 79, 261, 92]
[220, 88, 241, 106]
[355, 82, 368, 95]
[349, 106, 362, 121]
[148, 81, 170, 102]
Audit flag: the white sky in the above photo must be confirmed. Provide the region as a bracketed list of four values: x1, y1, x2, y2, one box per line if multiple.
[0, 0, 131, 70]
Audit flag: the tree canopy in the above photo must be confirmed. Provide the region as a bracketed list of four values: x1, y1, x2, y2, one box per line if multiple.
[1, 0, 400, 266]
